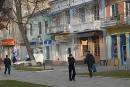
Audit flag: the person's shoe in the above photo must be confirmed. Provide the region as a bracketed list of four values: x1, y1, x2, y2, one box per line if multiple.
[69, 79, 72, 81]
[4, 72, 6, 75]
[73, 79, 76, 81]
[72, 78, 75, 81]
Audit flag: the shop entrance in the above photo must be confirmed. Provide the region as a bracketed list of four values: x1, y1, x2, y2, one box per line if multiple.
[111, 35, 118, 65]
[80, 36, 100, 63]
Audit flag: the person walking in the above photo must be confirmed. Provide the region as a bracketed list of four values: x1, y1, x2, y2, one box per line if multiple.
[68, 54, 76, 81]
[4, 55, 11, 75]
[84, 51, 95, 78]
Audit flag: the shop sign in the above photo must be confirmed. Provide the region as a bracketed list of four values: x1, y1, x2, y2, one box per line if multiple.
[55, 35, 69, 42]
[81, 40, 87, 45]
[44, 39, 52, 45]
[1, 38, 16, 46]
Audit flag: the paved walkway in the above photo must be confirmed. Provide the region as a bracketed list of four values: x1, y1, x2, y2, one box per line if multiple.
[0, 65, 130, 87]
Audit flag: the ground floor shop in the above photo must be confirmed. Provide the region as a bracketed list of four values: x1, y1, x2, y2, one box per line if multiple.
[49, 30, 106, 64]
[50, 34, 75, 64]
[75, 30, 106, 64]
[0, 38, 16, 60]
[106, 27, 130, 65]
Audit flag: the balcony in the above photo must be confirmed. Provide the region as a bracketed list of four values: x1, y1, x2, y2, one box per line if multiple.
[49, 0, 93, 14]
[70, 21, 101, 33]
[70, 0, 93, 7]
[47, 24, 70, 34]
[100, 16, 120, 28]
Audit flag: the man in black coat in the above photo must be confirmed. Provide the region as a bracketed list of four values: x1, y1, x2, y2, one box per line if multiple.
[4, 55, 11, 75]
[84, 51, 95, 78]
[68, 54, 76, 81]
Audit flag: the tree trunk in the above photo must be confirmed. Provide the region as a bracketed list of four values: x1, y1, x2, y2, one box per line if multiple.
[14, 0, 35, 61]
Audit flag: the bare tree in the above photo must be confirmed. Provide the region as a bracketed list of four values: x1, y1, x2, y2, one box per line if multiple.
[14, 0, 47, 62]
[0, 0, 47, 62]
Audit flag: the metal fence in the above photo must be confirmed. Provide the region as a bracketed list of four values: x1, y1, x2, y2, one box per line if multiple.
[96, 65, 130, 72]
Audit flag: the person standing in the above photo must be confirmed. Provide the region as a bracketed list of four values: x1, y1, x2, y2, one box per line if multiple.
[12, 52, 17, 63]
[68, 54, 76, 81]
[4, 55, 11, 75]
[84, 51, 95, 78]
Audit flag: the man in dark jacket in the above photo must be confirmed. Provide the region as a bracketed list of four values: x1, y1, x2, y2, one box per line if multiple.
[4, 55, 11, 75]
[84, 51, 95, 78]
[68, 54, 76, 81]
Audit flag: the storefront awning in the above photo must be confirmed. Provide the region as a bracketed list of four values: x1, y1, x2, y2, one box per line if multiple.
[77, 31, 102, 38]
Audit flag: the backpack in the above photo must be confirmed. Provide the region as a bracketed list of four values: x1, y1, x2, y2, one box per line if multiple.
[92, 64, 97, 72]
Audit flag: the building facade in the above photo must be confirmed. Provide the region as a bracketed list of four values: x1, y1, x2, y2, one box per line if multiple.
[101, 0, 130, 65]
[26, 9, 53, 63]
[0, 0, 52, 61]
[0, 0, 17, 60]
[47, 0, 107, 64]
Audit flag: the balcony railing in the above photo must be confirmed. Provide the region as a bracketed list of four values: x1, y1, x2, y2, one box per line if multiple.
[47, 24, 70, 34]
[70, 21, 101, 33]
[49, 0, 93, 14]
[100, 16, 120, 28]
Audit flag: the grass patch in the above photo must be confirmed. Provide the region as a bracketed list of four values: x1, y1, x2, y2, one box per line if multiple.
[0, 80, 51, 87]
[14, 66, 44, 71]
[78, 70, 130, 78]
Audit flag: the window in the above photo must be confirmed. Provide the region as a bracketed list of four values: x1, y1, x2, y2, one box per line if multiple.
[93, 37, 100, 56]
[66, 9, 70, 24]
[52, 14, 60, 26]
[30, 24, 32, 36]
[94, 1, 100, 20]
[45, 21, 48, 33]
[126, 2, 130, 16]
[46, 46, 50, 60]
[38, 22, 42, 34]
[111, 3, 118, 20]
[94, 44, 100, 56]
[79, 7, 85, 22]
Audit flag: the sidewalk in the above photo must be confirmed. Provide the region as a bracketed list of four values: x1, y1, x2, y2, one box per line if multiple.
[0, 65, 130, 87]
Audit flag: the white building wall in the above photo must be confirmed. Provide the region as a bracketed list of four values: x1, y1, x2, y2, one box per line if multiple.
[48, 0, 105, 62]
[27, 13, 53, 61]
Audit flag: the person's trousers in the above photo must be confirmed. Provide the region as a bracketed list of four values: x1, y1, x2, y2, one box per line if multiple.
[4, 66, 11, 75]
[88, 65, 93, 77]
[69, 65, 76, 80]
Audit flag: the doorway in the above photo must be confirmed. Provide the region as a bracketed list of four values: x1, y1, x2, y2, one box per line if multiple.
[120, 34, 126, 65]
[111, 35, 118, 65]
[46, 46, 50, 60]
[122, 45, 126, 64]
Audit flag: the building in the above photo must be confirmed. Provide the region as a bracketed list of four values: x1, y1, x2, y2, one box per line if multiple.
[0, 0, 52, 61]
[48, 0, 106, 64]
[101, 0, 130, 65]
[26, 9, 52, 63]
[0, 0, 17, 59]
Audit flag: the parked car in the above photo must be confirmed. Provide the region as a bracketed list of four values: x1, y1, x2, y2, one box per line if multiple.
[14, 53, 44, 66]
